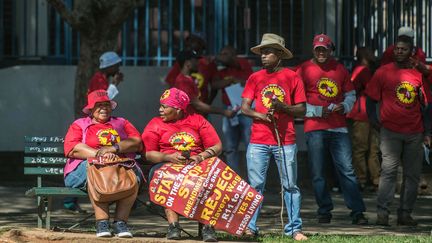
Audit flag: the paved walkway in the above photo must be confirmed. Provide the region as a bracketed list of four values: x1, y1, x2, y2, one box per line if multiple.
[0, 185, 431, 242]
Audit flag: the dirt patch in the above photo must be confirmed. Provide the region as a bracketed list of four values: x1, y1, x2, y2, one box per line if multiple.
[0, 227, 234, 243]
[0, 227, 167, 243]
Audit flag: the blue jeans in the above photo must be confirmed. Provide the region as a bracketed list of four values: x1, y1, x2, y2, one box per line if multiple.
[305, 130, 366, 217]
[222, 114, 252, 174]
[246, 143, 303, 236]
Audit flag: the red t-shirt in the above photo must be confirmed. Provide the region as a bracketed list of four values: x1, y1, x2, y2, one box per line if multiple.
[142, 113, 221, 155]
[242, 68, 306, 145]
[165, 57, 217, 103]
[365, 63, 430, 134]
[346, 65, 372, 121]
[173, 73, 199, 114]
[297, 59, 355, 132]
[215, 58, 253, 105]
[381, 45, 426, 66]
[64, 118, 141, 156]
[88, 71, 108, 94]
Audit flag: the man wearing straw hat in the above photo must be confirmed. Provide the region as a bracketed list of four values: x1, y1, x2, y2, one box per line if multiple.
[241, 33, 307, 240]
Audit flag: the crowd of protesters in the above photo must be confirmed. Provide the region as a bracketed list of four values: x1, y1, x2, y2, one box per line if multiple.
[62, 26, 431, 241]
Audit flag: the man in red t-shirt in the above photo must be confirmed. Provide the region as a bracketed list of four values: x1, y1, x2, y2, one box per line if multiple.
[381, 27, 426, 65]
[88, 51, 124, 99]
[241, 33, 307, 240]
[165, 33, 218, 104]
[297, 34, 367, 225]
[212, 45, 253, 175]
[365, 37, 431, 226]
[173, 50, 234, 118]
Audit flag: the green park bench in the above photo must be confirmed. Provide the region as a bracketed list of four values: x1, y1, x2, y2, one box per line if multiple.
[23, 136, 200, 237]
[24, 136, 88, 229]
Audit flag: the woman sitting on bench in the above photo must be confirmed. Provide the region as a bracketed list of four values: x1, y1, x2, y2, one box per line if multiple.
[142, 88, 221, 242]
[63, 89, 143, 238]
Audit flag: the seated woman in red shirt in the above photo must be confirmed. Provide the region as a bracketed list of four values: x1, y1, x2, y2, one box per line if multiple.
[142, 88, 221, 242]
[63, 90, 143, 238]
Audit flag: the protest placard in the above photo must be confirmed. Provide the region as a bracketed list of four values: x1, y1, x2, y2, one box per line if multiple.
[148, 157, 263, 235]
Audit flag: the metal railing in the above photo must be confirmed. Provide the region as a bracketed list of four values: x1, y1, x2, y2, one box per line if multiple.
[1, 0, 431, 66]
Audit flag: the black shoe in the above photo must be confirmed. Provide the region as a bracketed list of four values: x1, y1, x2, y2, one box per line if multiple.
[376, 214, 390, 226]
[112, 220, 133, 238]
[397, 214, 418, 226]
[96, 220, 112, 237]
[352, 213, 368, 225]
[317, 214, 332, 223]
[167, 222, 181, 240]
[202, 225, 217, 242]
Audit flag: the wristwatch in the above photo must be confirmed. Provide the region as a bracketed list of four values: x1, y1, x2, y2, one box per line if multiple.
[113, 144, 120, 153]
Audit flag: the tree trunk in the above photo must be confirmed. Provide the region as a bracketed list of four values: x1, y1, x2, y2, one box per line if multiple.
[74, 36, 117, 117]
[47, 0, 138, 118]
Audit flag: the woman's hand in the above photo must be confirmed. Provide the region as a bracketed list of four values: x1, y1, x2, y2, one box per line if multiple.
[189, 154, 204, 165]
[101, 152, 119, 162]
[95, 146, 116, 157]
[163, 152, 188, 164]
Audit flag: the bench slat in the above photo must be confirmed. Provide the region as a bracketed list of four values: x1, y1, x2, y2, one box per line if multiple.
[25, 187, 87, 197]
[24, 157, 67, 165]
[24, 146, 64, 154]
[24, 136, 65, 143]
[24, 167, 64, 175]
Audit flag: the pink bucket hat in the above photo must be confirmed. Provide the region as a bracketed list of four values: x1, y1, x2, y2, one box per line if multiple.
[82, 90, 117, 114]
[159, 88, 190, 111]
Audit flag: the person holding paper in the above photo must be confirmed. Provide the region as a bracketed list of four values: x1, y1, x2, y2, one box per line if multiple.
[173, 50, 235, 119]
[212, 45, 253, 174]
[296, 34, 368, 225]
[142, 87, 221, 242]
[88, 51, 124, 99]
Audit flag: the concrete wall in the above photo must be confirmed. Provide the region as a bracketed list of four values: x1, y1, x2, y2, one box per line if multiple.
[0, 65, 307, 152]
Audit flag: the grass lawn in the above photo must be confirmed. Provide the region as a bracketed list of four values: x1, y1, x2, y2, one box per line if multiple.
[258, 234, 431, 242]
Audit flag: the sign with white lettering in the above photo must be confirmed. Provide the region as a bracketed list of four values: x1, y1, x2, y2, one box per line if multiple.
[149, 157, 263, 235]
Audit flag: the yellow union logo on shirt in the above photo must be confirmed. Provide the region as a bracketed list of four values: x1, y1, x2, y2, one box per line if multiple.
[191, 72, 205, 89]
[317, 78, 338, 98]
[169, 132, 196, 151]
[395, 81, 416, 105]
[261, 84, 285, 109]
[97, 128, 120, 146]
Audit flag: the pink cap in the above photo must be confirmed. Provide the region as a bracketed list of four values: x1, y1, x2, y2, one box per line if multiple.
[160, 88, 190, 111]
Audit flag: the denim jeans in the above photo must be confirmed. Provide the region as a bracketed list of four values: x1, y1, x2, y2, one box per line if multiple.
[305, 130, 366, 217]
[222, 113, 252, 174]
[246, 143, 303, 236]
[64, 160, 88, 189]
[64, 161, 88, 205]
[377, 128, 423, 216]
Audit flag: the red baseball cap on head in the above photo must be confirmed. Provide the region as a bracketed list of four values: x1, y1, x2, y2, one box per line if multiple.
[82, 89, 117, 114]
[313, 34, 333, 49]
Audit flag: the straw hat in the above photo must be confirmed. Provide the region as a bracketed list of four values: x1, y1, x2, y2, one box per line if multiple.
[250, 33, 293, 59]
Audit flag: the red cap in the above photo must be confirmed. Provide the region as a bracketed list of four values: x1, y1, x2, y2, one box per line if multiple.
[313, 34, 333, 49]
[82, 90, 117, 114]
